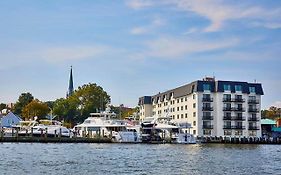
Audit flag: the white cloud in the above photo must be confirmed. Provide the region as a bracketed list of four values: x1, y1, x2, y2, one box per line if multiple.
[271, 101, 281, 108]
[127, 0, 281, 32]
[183, 27, 199, 35]
[130, 17, 166, 35]
[39, 45, 107, 63]
[137, 36, 239, 59]
[125, 0, 153, 10]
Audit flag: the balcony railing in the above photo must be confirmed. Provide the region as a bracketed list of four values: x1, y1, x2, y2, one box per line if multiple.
[248, 117, 259, 121]
[202, 125, 213, 129]
[202, 116, 214, 120]
[248, 100, 259, 104]
[223, 107, 233, 111]
[232, 116, 246, 121]
[248, 126, 260, 130]
[202, 98, 213, 102]
[202, 107, 213, 111]
[248, 108, 259, 113]
[223, 116, 232, 120]
[233, 107, 245, 112]
[223, 125, 232, 129]
[223, 98, 232, 102]
[232, 125, 245, 130]
[233, 98, 245, 103]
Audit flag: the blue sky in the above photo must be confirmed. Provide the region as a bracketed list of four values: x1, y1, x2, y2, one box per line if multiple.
[0, 0, 280, 109]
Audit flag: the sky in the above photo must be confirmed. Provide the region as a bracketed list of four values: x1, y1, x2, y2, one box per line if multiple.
[0, 0, 280, 109]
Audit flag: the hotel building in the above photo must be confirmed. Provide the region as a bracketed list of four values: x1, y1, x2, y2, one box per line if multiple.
[138, 77, 264, 138]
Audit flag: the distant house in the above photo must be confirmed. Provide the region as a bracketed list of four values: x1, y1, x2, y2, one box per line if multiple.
[261, 119, 276, 137]
[0, 112, 22, 128]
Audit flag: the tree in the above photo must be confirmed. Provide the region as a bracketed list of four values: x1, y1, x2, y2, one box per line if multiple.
[22, 100, 50, 120]
[73, 83, 111, 122]
[262, 106, 281, 120]
[13, 92, 34, 116]
[0, 103, 7, 111]
[53, 83, 111, 124]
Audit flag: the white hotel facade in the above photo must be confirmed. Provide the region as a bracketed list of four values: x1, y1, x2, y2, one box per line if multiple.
[138, 78, 264, 138]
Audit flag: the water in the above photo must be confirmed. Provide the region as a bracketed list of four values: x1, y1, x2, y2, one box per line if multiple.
[0, 143, 280, 175]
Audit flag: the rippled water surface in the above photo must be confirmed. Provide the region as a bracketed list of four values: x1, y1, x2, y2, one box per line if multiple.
[0, 143, 280, 175]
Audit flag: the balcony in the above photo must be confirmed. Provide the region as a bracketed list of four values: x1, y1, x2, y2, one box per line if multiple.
[248, 108, 259, 113]
[202, 116, 214, 120]
[233, 98, 245, 103]
[202, 125, 213, 129]
[248, 99, 259, 104]
[223, 125, 232, 129]
[248, 126, 260, 130]
[223, 107, 233, 111]
[202, 98, 213, 102]
[223, 98, 232, 102]
[202, 107, 213, 111]
[233, 107, 245, 112]
[232, 125, 245, 130]
[232, 116, 246, 121]
[223, 116, 232, 120]
[248, 117, 259, 121]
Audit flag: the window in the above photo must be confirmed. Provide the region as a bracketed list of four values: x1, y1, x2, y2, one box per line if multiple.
[193, 121, 196, 126]
[193, 130, 196, 135]
[185, 113, 188, 118]
[177, 107, 179, 111]
[203, 130, 211, 135]
[181, 98, 183, 102]
[177, 99, 179, 103]
[223, 84, 231, 91]
[193, 103, 196, 108]
[249, 87, 256, 93]
[185, 105, 187, 110]
[177, 115, 179, 119]
[235, 85, 242, 92]
[193, 94, 196, 99]
[181, 114, 184, 119]
[223, 94, 231, 101]
[181, 106, 183, 111]
[203, 84, 211, 91]
[235, 130, 242, 136]
[203, 112, 211, 117]
[224, 130, 232, 135]
[249, 96, 256, 100]
[193, 112, 196, 117]
[172, 115, 175, 119]
[185, 97, 187, 101]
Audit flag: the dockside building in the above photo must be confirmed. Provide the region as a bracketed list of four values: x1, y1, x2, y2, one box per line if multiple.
[138, 77, 264, 138]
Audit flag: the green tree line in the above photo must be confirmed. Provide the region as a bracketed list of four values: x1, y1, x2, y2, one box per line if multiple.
[2, 83, 113, 127]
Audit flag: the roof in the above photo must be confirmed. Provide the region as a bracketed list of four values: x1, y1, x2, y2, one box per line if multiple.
[261, 119, 276, 125]
[272, 127, 281, 132]
[139, 79, 264, 105]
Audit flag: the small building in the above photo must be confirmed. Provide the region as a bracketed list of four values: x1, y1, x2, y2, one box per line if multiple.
[261, 119, 276, 137]
[0, 112, 22, 128]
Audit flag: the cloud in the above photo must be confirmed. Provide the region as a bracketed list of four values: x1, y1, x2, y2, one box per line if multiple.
[271, 101, 281, 108]
[125, 0, 153, 10]
[183, 27, 199, 35]
[134, 36, 239, 59]
[39, 45, 108, 63]
[130, 17, 166, 35]
[0, 44, 110, 69]
[127, 0, 281, 32]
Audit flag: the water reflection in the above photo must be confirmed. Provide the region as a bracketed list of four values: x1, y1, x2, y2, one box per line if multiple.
[0, 143, 280, 175]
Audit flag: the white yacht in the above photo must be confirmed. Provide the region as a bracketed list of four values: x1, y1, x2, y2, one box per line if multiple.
[73, 107, 141, 143]
[141, 114, 196, 144]
[15, 120, 71, 137]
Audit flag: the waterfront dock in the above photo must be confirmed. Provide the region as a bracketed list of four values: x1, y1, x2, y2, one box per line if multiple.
[0, 136, 112, 143]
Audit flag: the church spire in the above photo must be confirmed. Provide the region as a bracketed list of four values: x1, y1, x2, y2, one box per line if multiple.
[67, 66, 74, 97]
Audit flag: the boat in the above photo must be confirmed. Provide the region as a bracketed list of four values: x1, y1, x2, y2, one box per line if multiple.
[141, 112, 196, 144]
[14, 119, 71, 138]
[73, 107, 141, 143]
